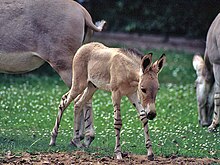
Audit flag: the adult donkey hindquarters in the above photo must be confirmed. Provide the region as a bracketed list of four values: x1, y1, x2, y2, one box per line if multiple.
[53, 42, 166, 160]
[0, 0, 105, 87]
[193, 13, 220, 131]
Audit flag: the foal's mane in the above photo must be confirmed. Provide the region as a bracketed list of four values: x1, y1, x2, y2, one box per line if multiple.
[119, 48, 145, 59]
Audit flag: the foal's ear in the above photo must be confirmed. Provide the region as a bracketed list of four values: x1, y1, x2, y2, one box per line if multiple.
[141, 53, 152, 73]
[153, 54, 166, 73]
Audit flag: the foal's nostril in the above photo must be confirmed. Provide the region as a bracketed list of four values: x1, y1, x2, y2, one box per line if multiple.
[147, 112, 156, 120]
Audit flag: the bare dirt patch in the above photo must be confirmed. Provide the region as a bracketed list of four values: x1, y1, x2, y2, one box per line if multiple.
[1, 151, 219, 165]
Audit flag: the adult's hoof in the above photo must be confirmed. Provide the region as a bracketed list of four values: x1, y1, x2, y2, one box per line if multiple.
[200, 122, 211, 127]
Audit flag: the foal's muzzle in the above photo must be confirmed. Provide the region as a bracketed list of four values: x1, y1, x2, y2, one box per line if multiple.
[146, 103, 156, 120]
[147, 111, 156, 120]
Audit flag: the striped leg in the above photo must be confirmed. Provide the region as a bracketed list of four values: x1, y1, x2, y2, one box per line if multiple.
[112, 91, 123, 160]
[208, 93, 220, 132]
[71, 83, 97, 148]
[73, 96, 95, 145]
[83, 99, 95, 147]
[208, 64, 220, 132]
[128, 93, 154, 160]
[49, 91, 72, 145]
[49, 85, 84, 146]
[74, 94, 86, 141]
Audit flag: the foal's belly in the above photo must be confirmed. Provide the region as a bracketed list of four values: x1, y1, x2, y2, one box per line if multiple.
[89, 77, 111, 91]
[0, 52, 45, 74]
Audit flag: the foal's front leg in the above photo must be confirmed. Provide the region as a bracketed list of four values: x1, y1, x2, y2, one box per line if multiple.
[49, 91, 71, 146]
[128, 93, 154, 160]
[112, 91, 123, 160]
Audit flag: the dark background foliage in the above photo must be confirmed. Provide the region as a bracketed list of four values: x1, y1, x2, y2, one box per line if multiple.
[79, 0, 220, 39]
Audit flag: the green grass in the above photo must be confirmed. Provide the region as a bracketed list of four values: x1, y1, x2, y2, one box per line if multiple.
[0, 50, 219, 159]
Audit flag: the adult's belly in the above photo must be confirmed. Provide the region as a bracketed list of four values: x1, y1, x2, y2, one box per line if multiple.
[0, 51, 45, 74]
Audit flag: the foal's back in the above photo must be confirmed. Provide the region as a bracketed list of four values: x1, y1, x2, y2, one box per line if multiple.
[72, 42, 141, 92]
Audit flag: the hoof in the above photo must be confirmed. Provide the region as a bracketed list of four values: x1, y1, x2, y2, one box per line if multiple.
[201, 122, 211, 127]
[208, 126, 217, 132]
[49, 142, 55, 146]
[147, 154, 154, 161]
[49, 138, 56, 146]
[70, 139, 83, 148]
[208, 123, 219, 132]
[199, 119, 212, 127]
[83, 136, 95, 148]
[115, 152, 123, 160]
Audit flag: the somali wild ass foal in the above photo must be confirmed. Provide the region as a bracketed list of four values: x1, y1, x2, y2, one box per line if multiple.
[51, 42, 166, 160]
[193, 13, 220, 131]
[1, 0, 105, 141]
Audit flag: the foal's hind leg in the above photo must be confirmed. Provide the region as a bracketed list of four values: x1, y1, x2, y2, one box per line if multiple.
[49, 85, 85, 146]
[73, 95, 95, 145]
[83, 98, 95, 147]
[71, 82, 97, 148]
[74, 94, 86, 140]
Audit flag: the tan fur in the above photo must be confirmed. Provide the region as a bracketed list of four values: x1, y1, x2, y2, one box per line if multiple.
[72, 43, 140, 95]
[51, 42, 166, 160]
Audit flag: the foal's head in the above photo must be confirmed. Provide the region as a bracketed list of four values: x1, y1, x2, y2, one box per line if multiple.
[138, 53, 166, 120]
[193, 55, 214, 126]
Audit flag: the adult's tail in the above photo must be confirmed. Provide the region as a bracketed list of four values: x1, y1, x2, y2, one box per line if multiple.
[76, 2, 106, 42]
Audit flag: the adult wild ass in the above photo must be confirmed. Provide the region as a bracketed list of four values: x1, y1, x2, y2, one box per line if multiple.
[0, 0, 105, 140]
[51, 42, 166, 160]
[193, 13, 220, 131]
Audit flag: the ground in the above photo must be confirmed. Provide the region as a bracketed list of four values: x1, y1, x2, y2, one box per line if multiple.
[1, 151, 220, 165]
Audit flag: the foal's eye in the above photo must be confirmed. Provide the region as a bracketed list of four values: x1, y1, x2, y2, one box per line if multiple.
[141, 88, 146, 93]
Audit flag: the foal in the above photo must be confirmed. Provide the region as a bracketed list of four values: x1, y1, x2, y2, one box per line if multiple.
[50, 42, 166, 160]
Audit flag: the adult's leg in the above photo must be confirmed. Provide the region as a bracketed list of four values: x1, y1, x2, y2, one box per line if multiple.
[208, 64, 220, 131]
